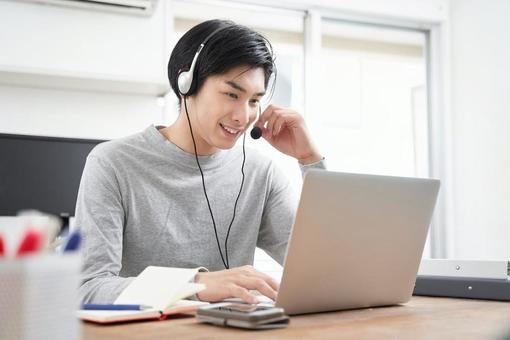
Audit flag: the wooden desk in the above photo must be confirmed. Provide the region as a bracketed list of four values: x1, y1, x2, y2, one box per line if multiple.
[82, 297, 510, 339]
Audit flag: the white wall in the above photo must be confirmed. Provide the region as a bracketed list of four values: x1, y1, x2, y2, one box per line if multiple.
[0, 0, 171, 139]
[450, 0, 510, 259]
[0, 85, 165, 139]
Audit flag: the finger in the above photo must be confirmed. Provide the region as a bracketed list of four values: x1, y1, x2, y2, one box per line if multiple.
[250, 271, 280, 292]
[229, 285, 258, 304]
[236, 276, 278, 301]
[236, 266, 280, 292]
[255, 104, 279, 128]
[272, 114, 289, 136]
[265, 110, 282, 137]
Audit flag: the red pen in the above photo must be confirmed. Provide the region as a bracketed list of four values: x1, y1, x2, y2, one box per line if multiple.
[16, 229, 43, 257]
[0, 234, 5, 257]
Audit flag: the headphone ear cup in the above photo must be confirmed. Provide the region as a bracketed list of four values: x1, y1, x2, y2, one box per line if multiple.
[178, 71, 192, 95]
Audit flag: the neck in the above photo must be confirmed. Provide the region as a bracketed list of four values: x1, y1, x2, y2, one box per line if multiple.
[159, 104, 218, 156]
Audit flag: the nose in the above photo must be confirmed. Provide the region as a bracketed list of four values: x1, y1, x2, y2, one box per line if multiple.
[232, 102, 254, 126]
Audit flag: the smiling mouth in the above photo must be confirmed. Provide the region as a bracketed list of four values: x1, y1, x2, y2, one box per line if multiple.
[220, 123, 241, 136]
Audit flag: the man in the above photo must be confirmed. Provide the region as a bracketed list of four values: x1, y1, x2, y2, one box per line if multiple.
[77, 19, 325, 305]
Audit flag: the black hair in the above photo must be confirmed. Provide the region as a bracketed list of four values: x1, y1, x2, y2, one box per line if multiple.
[168, 19, 276, 101]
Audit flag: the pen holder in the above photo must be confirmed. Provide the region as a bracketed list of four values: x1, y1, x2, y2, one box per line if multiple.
[0, 253, 82, 340]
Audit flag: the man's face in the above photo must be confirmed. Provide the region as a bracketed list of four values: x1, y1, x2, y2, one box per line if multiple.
[186, 65, 266, 153]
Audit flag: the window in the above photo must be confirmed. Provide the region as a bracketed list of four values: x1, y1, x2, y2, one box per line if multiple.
[312, 19, 429, 178]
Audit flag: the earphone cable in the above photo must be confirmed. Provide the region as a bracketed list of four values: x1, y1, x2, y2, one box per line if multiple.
[183, 97, 246, 270]
[184, 97, 228, 269]
[224, 131, 246, 268]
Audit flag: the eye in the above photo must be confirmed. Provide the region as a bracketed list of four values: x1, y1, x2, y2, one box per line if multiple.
[249, 99, 260, 106]
[226, 92, 238, 99]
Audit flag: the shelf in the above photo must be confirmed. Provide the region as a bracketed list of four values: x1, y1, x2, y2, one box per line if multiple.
[0, 65, 170, 96]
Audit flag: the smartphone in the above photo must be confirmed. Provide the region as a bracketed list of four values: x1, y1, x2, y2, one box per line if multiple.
[196, 302, 290, 329]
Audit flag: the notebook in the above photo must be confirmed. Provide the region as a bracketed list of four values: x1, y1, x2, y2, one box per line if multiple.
[77, 266, 208, 324]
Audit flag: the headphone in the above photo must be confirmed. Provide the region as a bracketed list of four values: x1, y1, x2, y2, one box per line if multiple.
[177, 25, 266, 269]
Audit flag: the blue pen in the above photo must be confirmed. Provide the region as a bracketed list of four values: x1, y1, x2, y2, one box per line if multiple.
[62, 229, 81, 252]
[81, 304, 153, 311]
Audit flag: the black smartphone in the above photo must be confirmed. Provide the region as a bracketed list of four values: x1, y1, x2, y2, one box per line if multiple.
[196, 303, 290, 329]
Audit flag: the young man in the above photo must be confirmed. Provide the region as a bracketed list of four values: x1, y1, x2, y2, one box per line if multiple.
[77, 19, 325, 305]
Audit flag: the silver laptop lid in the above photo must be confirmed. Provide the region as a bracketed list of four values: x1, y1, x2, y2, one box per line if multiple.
[276, 170, 440, 315]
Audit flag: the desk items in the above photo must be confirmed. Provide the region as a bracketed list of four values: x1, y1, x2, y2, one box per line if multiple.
[15, 229, 44, 257]
[77, 266, 208, 324]
[196, 303, 290, 329]
[0, 215, 81, 340]
[414, 259, 510, 301]
[81, 303, 153, 311]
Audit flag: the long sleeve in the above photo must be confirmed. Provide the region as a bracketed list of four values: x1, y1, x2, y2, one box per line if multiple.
[72, 126, 325, 303]
[257, 159, 326, 265]
[75, 154, 134, 304]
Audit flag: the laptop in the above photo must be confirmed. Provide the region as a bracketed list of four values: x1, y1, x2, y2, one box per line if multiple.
[274, 169, 440, 315]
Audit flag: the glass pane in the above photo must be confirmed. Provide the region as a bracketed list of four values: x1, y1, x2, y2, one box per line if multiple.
[311, 19, 429, 179]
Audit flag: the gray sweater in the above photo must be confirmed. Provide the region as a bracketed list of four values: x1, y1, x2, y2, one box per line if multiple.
[76, 125, 325, 303]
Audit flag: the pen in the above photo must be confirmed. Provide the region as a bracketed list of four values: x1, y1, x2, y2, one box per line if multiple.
[0, 234, 4, 257]
[62, 229, 82, 253]
[16, 229, 43, 257]
[81, 304, 153, 311]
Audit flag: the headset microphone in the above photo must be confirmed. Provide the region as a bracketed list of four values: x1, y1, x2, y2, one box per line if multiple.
[250, 126, 262, 139]
[250, 104, 263, 139]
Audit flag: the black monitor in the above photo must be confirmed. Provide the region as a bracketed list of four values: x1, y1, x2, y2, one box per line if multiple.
[0, 133, 106, 219]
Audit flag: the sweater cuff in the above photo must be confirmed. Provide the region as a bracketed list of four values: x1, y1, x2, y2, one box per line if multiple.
[299, 157, 327, 178]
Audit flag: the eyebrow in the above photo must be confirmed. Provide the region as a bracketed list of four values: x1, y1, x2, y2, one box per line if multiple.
[225, 80, 266, 97]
